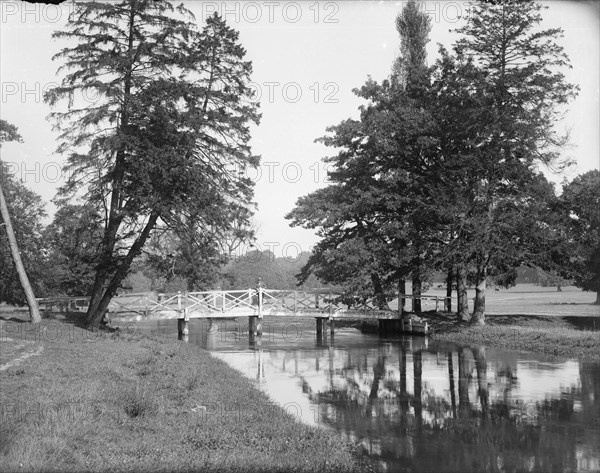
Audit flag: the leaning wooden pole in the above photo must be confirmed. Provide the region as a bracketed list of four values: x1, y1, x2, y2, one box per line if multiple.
[0, 184, 41, 323]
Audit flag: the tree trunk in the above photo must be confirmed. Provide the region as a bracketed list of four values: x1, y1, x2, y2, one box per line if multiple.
[448, 352, 457, 418]
[87, 267, 111, 324]
[370, 272, 388, 310]
[86, 212, 159, 326]
[399, 344, 408, 408]
[471, 265, 486, 325]
[456, 264, 470, 322]
[0, 185, 41, 323]
[445, 268, 453, 312]
[473, 346, 488, 421]
[87, 2, 136, 325]
[413, 349, 423, 430]
[412, 271, 422, 313]
[458, 348, 470, 419]
[366, 354, 385, 417]
[398, 279, 406, 315]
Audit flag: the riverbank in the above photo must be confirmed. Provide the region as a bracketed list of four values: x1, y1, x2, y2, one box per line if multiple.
[425, 312, 600, 362]
[0, 314, 365, 472]
[332, 310, 600, 362]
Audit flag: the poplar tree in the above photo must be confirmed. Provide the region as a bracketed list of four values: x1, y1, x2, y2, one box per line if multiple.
[287, 1, 433, 312]
[45, 2, 260, 326]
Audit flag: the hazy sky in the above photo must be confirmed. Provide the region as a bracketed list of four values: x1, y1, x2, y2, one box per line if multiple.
[1, 1, 598, 259]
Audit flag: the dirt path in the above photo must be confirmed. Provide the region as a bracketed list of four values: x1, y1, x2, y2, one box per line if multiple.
[0, 323, 44, 371]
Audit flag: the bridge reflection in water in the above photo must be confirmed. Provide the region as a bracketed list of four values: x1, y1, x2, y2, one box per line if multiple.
[141, 319, 600, 473]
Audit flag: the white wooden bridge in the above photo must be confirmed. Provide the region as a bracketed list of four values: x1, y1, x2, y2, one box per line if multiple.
[39, 287, 451, 337]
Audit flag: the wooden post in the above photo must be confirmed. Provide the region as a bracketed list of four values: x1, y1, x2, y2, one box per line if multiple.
[177, 318, 189, 341]
[205, 318, 217, 350]
[294, 291, 297, 314]
[256, 278, 263, 319]
[316, 317, 323, 338]
[401, 316, 413, 333]
[315, 292, 320, 310]
[329, 317, 335, 336]
[249, 316, 258, 338]
[0, 185, 41, 323]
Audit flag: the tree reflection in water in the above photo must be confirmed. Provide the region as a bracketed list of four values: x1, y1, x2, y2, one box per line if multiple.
[165, 318, 599, 472]
[298, 338, 600, 473]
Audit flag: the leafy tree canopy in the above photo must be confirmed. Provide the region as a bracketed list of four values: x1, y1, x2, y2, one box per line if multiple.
[561, 170, 600, 303]
[45, 1, 261, 325]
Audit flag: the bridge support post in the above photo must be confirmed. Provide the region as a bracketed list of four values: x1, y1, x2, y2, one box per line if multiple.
[249, 316, 262, 338]
[329, 317, 335, 336]
[178, 319, 189, 341]
[379, 319, 400, 334]
[400, 317, 412, 333]
[316, 317, 324, 338]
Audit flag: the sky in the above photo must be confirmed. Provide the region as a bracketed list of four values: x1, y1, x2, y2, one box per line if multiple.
[1, 0, 599, 260]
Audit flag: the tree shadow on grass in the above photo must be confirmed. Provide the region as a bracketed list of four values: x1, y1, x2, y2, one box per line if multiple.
[487, 314, 556, 326]
[421, 312, 465, 333]
[0, 315, 30, 324]
[550, 302, 600, 306]
[52, 312, 122, 334]
[562, 316, 600, 331]
[0, 312, 122, 335]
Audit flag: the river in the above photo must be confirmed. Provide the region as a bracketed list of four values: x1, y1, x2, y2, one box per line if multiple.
[138, 317, 600, 472]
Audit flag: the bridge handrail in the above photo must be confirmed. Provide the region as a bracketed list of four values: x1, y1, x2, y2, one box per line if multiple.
[38, 289, 454, 317]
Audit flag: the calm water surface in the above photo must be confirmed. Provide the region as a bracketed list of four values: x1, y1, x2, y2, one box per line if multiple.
[138, 317, 600, 473]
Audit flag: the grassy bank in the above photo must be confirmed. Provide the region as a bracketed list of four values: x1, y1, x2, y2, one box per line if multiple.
[426, 313, 600, 362]
[0, 315, 365, 472]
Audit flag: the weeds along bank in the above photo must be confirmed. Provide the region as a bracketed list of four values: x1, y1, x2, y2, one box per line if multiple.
[0, 315, 363, 473]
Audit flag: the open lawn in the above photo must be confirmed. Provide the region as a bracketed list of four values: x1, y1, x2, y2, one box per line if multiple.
[395, 283, 599, 316]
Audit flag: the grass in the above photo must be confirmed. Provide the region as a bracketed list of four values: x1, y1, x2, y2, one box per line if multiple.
[427, 313, 600, 362]
[419, 285, 599, 361]
[0, 315, 365, 472]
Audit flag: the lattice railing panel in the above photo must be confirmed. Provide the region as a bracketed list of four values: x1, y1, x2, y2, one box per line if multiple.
[38, 288, 452, 319]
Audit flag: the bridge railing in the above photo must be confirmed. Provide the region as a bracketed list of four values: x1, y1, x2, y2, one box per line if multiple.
[260, 290, 337, 315]
[37, 289, 452, 318]
[186, 290, 256, 314]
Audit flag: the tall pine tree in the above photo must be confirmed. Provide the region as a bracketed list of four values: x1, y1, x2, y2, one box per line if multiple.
[444, 0, 578, 323]
[45, 2, 260, 325]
